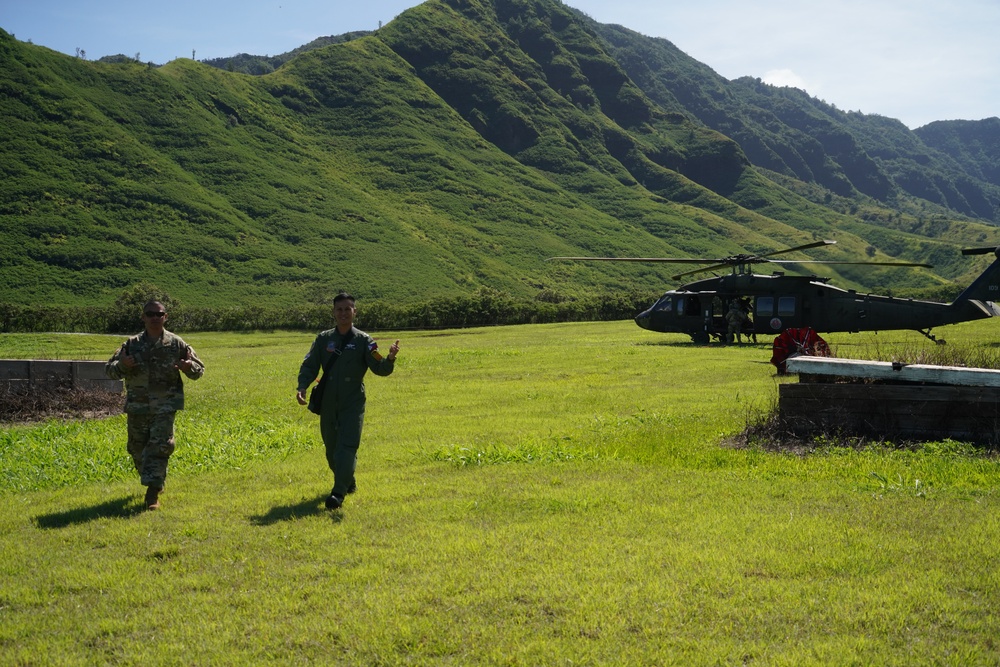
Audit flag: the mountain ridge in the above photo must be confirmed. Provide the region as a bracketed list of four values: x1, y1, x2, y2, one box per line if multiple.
[2, 0, 999, 310]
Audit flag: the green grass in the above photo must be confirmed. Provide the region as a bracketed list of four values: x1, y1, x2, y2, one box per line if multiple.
[2, 320, 999, 664]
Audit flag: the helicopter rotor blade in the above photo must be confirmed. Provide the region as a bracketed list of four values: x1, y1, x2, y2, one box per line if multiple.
[753, 239, 836, 259]
[766, 260, 933, 268]
[665, 241, 841, 279]
[551, 239, 932, 281]
[547, 257, 727, 264]
[671, 263, 732, 280]
[549, 241, 838, 266]
[961, 246, 1000, 256]
[669, 258, 931, 281]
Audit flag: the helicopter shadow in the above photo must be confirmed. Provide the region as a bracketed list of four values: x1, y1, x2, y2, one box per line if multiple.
[34, 495, 144, 529]
[249, 493, 343, 526]
[637, 340, 770, 349]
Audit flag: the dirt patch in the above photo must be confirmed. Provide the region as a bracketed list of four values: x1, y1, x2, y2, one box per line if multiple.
[1, 383, 125, 424]
[724, 410, 1000, 455]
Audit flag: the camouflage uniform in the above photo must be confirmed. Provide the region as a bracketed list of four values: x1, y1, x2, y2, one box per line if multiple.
[297, 326, 394, 497]
[726, 299, 749, 343]
[106, 330, 204, 490]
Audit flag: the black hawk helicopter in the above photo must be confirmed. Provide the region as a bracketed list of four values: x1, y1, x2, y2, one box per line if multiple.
[551, 241, 1000, 344]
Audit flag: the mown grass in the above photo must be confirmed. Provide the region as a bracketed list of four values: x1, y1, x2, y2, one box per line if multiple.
[1, 320, 999, 665]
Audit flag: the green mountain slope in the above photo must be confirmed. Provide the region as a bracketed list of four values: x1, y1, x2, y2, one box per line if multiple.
[591, 18, 1000, 223]
[2, 0, 999, 310]
[916, 118, 1000, 189]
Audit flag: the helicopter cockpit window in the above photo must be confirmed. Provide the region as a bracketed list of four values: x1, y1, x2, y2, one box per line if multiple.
[755, 296, 774, 317]
[654, 296, 673, 313]
[777, 296, 796, 316]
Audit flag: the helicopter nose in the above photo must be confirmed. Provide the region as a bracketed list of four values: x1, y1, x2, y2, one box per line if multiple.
[634, 308, 653, 330]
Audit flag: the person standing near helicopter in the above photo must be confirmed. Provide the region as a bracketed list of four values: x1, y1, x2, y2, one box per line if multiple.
[740, 297, 757, 343]
[726, 298, 750, 344]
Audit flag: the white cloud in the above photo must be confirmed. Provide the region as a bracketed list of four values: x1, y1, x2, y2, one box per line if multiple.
[761, 69, 810, 92]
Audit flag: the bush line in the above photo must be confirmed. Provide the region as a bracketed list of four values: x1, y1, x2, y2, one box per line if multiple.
[0, 290, 659, 334]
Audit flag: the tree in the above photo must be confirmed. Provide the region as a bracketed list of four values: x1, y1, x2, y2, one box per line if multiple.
[107, 282, 181, 333]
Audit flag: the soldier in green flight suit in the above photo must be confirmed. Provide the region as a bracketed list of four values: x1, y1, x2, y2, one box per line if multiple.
[296, 292, 399, 510]
[106, 300, 205, 510]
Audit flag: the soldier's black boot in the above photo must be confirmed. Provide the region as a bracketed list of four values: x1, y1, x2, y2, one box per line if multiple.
[325, 489, 343, 510]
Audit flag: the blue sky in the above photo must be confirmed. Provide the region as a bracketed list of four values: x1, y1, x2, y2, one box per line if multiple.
[3, 0, 998, 129]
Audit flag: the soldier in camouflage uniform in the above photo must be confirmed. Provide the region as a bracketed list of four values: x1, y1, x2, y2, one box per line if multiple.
[296, 292, 399, 510]
[106, 300, 205, 510]
[726, 298, 750, 344]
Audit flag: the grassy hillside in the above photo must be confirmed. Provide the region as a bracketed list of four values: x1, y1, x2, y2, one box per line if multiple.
[592, 18, 1000, 222]
[2, 0, 1000, 313]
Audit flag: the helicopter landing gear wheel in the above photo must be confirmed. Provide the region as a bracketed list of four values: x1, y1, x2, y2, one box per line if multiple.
[691, 331, 710, 345]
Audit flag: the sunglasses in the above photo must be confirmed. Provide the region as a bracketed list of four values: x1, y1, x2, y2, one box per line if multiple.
[144, 311, 166, 318]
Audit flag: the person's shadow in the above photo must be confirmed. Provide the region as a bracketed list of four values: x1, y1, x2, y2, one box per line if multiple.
[35, 496, 143, 529]
[250, 494, 341, 526]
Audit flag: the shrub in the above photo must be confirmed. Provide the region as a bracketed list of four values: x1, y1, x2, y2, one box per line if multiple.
[0, 289, 658, 334]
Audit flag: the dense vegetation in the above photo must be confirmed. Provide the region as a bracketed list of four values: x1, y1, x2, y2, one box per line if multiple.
[0, 284, 658, 334]
[2, 0, 1000, 328]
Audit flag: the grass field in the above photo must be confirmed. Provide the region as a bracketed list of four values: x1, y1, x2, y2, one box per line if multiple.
[1, 320, 999, 665]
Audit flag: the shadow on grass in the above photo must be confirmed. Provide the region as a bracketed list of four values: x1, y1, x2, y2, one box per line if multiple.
[34, 495, 143, 529]
[250, 493, 342, 526]
[636, 340, 771, 349]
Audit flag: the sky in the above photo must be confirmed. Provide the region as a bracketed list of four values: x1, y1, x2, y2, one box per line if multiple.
[3, 0, 998, 129]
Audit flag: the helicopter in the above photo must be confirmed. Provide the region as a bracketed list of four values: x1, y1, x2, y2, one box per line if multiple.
[550, 241, 1000, 344]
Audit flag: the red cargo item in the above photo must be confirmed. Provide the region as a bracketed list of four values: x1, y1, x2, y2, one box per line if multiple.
[770, 327, 831, 374]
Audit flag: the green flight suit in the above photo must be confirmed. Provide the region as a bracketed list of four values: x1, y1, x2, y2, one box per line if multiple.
[297, 326, 394, 496]
[106, 329, 204, 489]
